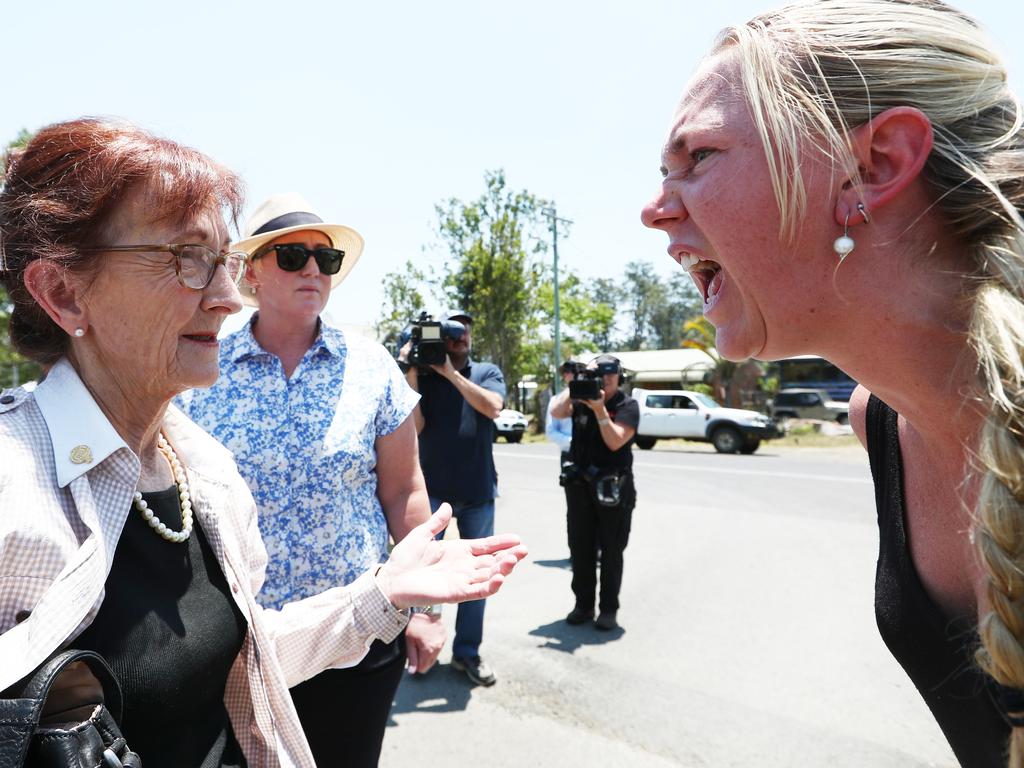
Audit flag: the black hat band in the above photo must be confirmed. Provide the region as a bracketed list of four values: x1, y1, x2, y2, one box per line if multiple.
[252, 211, 324, 236]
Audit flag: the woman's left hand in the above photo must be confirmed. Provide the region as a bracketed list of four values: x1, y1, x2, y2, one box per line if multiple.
[405, 613, 446, 674]
[579, 394, 607, 415]
[375, 504, 528, 610]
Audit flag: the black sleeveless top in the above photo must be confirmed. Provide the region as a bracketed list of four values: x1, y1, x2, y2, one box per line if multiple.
[866, 395, 1008, 767]
[75, 487, 248, 768]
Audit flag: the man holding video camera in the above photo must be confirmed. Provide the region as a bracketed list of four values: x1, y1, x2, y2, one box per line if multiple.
[400, 310, 507, 685]
[549, 354, 638, 631]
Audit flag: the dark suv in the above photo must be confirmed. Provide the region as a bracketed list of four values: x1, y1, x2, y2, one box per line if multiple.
[769, 388, 849, 423]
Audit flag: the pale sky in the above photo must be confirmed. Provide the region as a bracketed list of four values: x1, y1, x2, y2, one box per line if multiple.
[5, 1, 1022, 336]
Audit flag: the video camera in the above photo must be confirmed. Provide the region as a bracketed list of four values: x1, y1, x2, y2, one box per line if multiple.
[567, 358, 621, 401]
[399, 311, 467, 368]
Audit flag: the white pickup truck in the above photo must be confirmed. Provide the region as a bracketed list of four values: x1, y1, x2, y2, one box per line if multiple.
[632, 388, 782, 454]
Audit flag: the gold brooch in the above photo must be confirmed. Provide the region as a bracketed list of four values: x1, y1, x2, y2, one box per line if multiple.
[69, 445, 93, 465]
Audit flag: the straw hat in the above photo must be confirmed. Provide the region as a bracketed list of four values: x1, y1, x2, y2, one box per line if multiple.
[232, 192, 364, 306]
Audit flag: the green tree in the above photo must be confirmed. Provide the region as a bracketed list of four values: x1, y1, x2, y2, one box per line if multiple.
[375, 259, 432, 348]
[534, 271, 618, 362]
[432, 169, 551, 389]
[1, 128, 43, 390]
[681, 315, 763, 407]
[616, 263, 704, 351]
[622, 261, 668, 350]
[0, 128, 32, 184]
[682, 315, 735, 402]
[647, 272, 703, 349]
[588, 278, 624, 352]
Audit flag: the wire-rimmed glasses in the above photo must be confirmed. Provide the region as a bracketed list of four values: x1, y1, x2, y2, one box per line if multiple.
[81, 244, 248, 290]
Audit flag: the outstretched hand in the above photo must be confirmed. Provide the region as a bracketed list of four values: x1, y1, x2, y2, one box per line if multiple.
[375, 504, 527, 610]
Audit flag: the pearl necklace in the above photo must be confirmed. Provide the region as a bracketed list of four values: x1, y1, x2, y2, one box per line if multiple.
[133, 433, 194, 544]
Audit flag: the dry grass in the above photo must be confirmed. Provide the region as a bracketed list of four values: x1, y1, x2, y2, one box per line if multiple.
[515, 422, 862, 451]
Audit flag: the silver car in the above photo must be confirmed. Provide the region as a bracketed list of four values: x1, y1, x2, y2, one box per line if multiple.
[769, 388, 849, 423]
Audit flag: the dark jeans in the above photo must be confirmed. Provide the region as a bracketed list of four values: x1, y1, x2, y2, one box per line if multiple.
[565, 474, 635, 613]
[290, 633, 406, 768]
[429, 495, 495, 657]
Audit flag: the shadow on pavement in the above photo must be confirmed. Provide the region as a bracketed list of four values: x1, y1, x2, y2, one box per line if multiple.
[528, 617, 625, 654]
[533, 557, 571, 570]
[388, 663, 473, 722]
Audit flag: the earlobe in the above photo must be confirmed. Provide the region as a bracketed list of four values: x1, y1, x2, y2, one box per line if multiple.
[23, 260, 87, 335]
[244, 262, 261, 292]
[836, 106, 934, 224]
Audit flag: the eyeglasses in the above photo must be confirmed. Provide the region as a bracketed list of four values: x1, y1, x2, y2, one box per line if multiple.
[81, 244, 248, 290]
[256, 243, 345, 276]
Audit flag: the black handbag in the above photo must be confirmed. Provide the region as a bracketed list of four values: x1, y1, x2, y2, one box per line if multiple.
[0, 649, 142, 768]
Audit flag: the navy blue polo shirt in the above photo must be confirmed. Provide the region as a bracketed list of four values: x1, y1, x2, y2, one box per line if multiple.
[418, 358, 506, 504]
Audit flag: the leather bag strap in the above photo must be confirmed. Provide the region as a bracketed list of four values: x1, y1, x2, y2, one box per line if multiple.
[0, 649, 124, 767]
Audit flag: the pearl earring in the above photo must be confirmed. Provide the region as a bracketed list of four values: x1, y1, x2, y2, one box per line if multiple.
[833, 214, 855, 262]
[73, 328, 85, 338]
[833, 203, 870, 263]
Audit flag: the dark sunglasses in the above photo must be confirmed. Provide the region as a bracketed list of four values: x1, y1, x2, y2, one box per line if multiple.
[258, 243, 345, 275]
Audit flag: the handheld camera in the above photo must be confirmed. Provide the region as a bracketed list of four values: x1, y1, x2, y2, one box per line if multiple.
[567, 358, 622, 400]
[399, 311, 466, 368]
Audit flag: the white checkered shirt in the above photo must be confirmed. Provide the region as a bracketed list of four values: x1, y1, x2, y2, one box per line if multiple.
[0, 359, 408, 767]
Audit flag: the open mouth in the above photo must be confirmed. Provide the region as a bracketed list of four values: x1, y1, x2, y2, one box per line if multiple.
[679, 253, 723, 305]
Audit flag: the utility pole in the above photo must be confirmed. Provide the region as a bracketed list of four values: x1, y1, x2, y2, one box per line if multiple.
[542, 206, 572, 393]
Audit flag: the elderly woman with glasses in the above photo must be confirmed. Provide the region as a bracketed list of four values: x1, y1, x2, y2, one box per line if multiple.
[175, 193, 444, 767]
[0, 119, 526, 768]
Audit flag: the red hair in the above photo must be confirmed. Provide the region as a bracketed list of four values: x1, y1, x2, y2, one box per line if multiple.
[0, 118, 244, 363]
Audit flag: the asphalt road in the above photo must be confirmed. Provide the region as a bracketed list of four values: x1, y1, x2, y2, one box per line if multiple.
[380, 440, 958, 768]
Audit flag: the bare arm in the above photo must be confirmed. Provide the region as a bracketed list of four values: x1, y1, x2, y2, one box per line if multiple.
[549, 389, 573, 420]
[580, 396, 636, 452]
[375, 415, 431, 540]
[398, 345, 425, 434]
[375, 415, 446, 674]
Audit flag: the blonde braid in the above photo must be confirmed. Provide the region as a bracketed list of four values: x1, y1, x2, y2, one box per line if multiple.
[973, 283, 1024, 763]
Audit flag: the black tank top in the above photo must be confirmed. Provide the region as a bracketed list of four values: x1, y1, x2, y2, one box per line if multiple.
[74, 487, 248, 768]
[866, 395, 1008, 767]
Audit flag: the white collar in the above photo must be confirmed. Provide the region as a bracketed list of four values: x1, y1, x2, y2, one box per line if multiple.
[34, 359, 130, 488]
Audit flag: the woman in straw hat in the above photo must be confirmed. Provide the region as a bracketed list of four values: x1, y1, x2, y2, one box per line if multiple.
[178, 193, 445, 767]
[642, 1, 1024, 764]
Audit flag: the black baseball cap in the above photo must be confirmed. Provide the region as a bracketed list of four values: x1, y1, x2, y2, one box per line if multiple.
[593, 354, 622, 375]
[443, 309, 473, 324]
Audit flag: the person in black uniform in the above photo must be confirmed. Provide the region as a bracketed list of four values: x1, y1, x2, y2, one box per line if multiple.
[641, 1, 1024, 764]
[549, 354, 638, 631]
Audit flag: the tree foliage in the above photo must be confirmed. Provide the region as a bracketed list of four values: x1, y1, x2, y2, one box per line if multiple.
[375, 169, 715, 396]
[621, 262, 703, 350]
[0, 128, 32, 185]
[1, 128, 43, 390]
[682, 315, 763, 407]
[535, 272, 618, 363]
[653, 272, 704, 348]
[682, 315, 735, 402]
[587, 278, 623, 352]
[375, 259, 432, 348]
[432, 170, 551, 389]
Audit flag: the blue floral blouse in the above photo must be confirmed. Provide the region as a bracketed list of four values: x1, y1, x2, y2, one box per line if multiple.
[176, 317, 420, 611]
